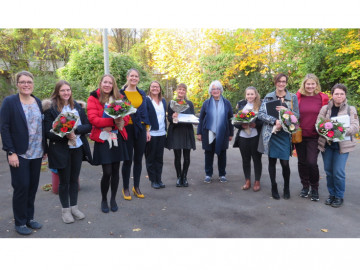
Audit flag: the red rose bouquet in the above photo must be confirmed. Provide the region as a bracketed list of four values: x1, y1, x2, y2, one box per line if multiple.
[50, 112, 80, 146]
[104, 95, 137, 119]
[232, 109, 257, 135]
[316, 118, 345, 142]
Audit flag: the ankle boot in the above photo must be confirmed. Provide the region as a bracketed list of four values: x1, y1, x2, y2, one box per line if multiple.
[176, 177, 183, 187]
[70, 205, 85, 220]
[62, 208, 75, 223]
[283, 180, 290, 200]
[181, 167, 189, 187]
[271, 184, 280, 200]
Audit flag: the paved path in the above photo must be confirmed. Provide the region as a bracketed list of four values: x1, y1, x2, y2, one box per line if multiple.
[1, 137, 360, 238]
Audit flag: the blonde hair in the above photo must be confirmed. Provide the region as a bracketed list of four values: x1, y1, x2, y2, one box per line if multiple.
[98, 74, 121, 104]
[299, 74, 321, 95]
[245, 86, 261, 111]
[176, 83, 187, 99]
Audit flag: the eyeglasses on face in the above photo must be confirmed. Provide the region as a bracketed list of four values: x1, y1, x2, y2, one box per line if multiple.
[18, 81, 33, 85]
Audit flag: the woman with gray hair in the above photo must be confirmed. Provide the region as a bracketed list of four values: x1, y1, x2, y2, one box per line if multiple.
[197, 80, 234, 183]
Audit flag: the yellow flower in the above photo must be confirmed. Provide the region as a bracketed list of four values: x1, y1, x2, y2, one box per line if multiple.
[283, 114, 290, 120]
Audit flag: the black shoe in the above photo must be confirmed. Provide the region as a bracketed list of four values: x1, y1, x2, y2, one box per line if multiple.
[325, 195, 335, 205]
[283, 188, 290, 200]
[331, 197, 344, 208]
[151, 181, 161, 189]
[310, 189, 319, 201]
[271, 184, 280, 200]
[299, 188, 309, 198]
[101, 200, 109, 213]
[158, 181, 166, 188]
[182, 177, 189, 187]
[26, 219, 42, 230]
[110, 199, 118, 212]
[15, 225, 32, 235]
[176, 177, 183, 187]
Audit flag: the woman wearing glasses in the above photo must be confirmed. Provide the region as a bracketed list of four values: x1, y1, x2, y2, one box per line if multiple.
[0, 71, 47, 235]
[197, 80, 233, 184]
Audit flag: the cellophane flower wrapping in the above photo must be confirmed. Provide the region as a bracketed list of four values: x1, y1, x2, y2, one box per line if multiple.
[104, 95, 137, 119]
[316, 118, 345, 141]
[50, 112, 80, 137]
[170, 99, 189, 113]
[231, 109, 257, 125]
[279, 109, 300, 134]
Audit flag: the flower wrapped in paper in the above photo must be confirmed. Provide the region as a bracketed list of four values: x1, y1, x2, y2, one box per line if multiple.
[316, 118, 345, 142]
[50, 111, 80, 146]
[104, 95, 137, 119]
[278, 109, 300, 134]
[170, 99, 190, 113]
[232, 109, 257, 135]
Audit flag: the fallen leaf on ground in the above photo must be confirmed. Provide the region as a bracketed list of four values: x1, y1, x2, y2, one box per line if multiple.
[133, 228, 141, 232]
[42, 184, 52, 191]
[321, 229, 328, 232]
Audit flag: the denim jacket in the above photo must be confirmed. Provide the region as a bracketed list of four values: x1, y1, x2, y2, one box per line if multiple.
[257, 90, 299, 155]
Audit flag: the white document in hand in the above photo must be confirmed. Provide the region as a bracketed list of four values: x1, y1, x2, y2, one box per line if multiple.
[177, 113, 199, 124]
[331, 115, 351, 142]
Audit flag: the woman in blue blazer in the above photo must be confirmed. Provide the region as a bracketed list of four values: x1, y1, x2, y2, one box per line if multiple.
[44, 80, 92, 224]
[0, 71, 47, 235]
[145, 81, 167, 189]
[197, 80, 234, 183]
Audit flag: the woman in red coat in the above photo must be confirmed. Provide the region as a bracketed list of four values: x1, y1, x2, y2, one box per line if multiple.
[87, 74, 129, 213]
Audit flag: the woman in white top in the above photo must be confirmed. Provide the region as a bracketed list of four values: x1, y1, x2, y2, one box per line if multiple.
[233, 86, 263, 191]
[145, 81, 167, 189]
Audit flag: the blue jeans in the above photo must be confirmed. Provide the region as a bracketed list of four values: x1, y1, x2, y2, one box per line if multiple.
[321, 142, 349, 199]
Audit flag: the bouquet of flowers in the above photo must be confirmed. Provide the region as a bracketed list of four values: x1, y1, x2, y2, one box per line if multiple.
[232, 109, 257, 135]
[104, 95, 137, 119]
[316, 118, 345, 142]
[170, 98, 189, 113]
[50, 112, 80, 146]
[279, 109, 300, 134]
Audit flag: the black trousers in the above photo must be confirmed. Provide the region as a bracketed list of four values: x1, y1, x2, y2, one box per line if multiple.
[122, 125, 147, 189]
[10, 156, 42, 226]
[145, 135, 165, 183]
[238, 135, 262, 181]
[57, 147, 83, 208]
[204, 140, 226, 177]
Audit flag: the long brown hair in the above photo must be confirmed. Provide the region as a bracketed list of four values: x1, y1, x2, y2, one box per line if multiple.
[51, 80, 74, 112]
[98, 74, 121, 104]
[245, 86, 261, 111]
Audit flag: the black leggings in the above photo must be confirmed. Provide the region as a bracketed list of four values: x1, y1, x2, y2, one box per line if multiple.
[268, 157, 290, 186]
[239, 136, 262, 181]
[101, 162, 120, 202]
[174, 149, 190, 178]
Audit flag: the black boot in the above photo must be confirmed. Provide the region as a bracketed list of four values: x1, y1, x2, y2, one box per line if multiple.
[283, 179, 290, 200]
[182, 167, 189, 187]
[175, 159, 183, 187]
[271, 183, 280, 200]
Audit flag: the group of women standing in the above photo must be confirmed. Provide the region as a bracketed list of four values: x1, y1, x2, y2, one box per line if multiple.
[1, 69, 359, 235]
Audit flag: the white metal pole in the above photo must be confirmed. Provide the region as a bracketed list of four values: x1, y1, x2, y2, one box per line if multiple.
[103, 28, 109, 74]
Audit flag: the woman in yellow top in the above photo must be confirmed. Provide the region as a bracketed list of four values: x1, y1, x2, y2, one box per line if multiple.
[120, 68, 151, 200]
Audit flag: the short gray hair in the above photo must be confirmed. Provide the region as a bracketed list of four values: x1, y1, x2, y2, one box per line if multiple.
[208, 80, 224, 95]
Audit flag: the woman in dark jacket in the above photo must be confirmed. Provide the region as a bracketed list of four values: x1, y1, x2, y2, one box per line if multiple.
[0, 71, 47, 235]
[166, 83, 196, 187]
[44, 80, 92, 223]
[233, 86, 263, 191]
[197, 80, 233, 183]
[145, 81, 167, 189]
[120, 68, 150, 199]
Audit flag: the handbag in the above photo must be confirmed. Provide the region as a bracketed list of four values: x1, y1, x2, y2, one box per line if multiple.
[292, 127, 302, 143]
[290, 95, 302, 143]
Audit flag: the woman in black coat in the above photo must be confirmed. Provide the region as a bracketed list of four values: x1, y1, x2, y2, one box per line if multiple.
[166, 83, 196, 187]
[197, 80, 233, 183]
[44, 80, 92, 224]
[233, 86, 263, 191]
[0, 71, 47, 235]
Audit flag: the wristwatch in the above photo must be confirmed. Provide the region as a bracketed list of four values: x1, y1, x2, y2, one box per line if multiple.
[8, 151, 14, 156]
